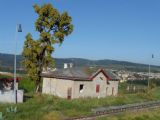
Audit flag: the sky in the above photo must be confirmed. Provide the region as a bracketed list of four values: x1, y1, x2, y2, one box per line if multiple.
[0, 0, 160, 65]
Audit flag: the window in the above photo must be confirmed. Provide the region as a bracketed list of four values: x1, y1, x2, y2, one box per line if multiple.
[96, 84, 100, 93]
[100, 77, 103, 80]
[106, 80, 110, 85]
[79, 84, 84, 93]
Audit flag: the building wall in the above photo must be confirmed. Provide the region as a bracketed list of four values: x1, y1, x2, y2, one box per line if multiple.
[0, 90, 23, 103]
[72, 80, 93, 98]
[42, 72, 119, 99]
[73, 72, 119, 98]
[106, 81, 119, 96]
[42, 78, 74, 98]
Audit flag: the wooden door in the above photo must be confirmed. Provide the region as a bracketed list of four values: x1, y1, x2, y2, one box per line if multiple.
[67, 87, 72, 99]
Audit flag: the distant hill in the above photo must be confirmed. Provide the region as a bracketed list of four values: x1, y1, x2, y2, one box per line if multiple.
[0, 53, 160, 72]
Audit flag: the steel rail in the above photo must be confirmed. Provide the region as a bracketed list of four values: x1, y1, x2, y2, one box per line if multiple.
[67, 100, 160, 120]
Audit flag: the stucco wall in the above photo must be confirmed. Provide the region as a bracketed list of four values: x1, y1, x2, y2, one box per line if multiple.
[0, 90, 23, 103]
[93, 72, 119, 96]
[106, 81, 119, 96]
[73, 72, 119, 98]
[42, 78, 74, 98]
[72, 81, 93, 98]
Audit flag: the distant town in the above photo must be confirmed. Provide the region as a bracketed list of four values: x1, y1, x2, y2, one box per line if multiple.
[113, 70, 160, 82]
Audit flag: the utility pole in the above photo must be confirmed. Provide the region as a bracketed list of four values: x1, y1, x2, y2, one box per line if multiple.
[148, 64, 150, 89]
[14, 24, 22, 103]
[148, 54, 154, 90]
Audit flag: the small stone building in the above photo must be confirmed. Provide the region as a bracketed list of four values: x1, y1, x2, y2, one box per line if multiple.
[41, 68, 120, 99]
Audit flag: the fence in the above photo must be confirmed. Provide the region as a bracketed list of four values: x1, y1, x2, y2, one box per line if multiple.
[125, 85, 147, 94]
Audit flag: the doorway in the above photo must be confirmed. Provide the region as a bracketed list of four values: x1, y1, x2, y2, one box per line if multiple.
[106, 87, 108, 96]
[67, 87, 72, 99]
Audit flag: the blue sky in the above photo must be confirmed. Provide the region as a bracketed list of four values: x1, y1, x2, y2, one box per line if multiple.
[0, 0, 160, 65]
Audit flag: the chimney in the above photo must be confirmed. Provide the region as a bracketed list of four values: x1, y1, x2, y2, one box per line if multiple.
[64, 63, 68, 69]
[69, 63, 74, 68]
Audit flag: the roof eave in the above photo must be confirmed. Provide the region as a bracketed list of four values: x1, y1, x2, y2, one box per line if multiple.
[42, 75, 91, 81]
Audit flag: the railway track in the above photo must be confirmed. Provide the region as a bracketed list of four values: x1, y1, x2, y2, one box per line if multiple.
[67, 100, 160, 120]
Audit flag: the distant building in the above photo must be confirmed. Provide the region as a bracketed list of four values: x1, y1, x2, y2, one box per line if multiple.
[41, 67, 120, 99]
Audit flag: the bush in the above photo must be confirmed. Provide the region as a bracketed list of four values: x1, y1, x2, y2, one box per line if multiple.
[18, 76, 35, 93]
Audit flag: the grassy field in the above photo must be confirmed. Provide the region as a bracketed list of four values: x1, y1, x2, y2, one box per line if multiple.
[0, 77, 160, 120]
[0, 87, 160, 120]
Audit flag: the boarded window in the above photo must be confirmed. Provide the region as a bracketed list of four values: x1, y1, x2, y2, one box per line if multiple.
[96, 85, 100, 93]
[79, 84, 84, 93]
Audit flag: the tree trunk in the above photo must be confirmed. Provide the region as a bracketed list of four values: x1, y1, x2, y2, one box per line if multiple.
[35, 77, 41, 93]
[35, 84, 40, 93]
